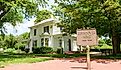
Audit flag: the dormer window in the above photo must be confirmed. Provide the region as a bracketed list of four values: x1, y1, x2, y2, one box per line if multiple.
[44, 26, 49, 33]
[34, 29, 36, 36]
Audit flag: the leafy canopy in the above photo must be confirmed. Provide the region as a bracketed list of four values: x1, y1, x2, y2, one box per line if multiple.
[0, 0, 48, 33]
[34, 10, 52, 23]
[53, 0, 121, 37]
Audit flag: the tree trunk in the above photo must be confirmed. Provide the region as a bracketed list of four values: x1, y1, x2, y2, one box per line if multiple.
[112, 32, 120, 55]
[117, 35, 120, 53]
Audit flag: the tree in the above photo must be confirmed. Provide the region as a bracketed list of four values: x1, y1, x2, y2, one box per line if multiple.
[0, 0, 48, 33]
[19, 32, 30, 39]
[34, 10, 53, 23]
[53, 0, 121, 54]
[0, 32, 30, 50]
[3, 34, 17, 48]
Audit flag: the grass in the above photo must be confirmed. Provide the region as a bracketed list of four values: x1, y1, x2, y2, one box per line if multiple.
[0, 53, 52, 68]
[1, 52, 121, 68]
[91, 54, 121, 59]
[34, 53, 86, 58]
[34, 53, 121, 60]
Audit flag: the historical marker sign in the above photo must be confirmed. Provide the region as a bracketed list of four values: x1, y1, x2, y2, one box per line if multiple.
[77, 29, 97, 46]
[77, 29, 97, 70]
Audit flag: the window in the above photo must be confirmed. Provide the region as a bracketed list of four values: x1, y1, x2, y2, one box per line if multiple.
[34, 29, 36, 36]
[44, 26, 49, 33]
[59, 39, 62, 47]
[60, 27, 63, 30]
[45, 38, 49, 46]
[33, 40, 37, 47]
[41, 38, 44, 46]
[40, 38, 49, 47]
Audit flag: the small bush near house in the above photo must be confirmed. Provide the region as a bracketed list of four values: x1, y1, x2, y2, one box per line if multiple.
[32, 47, 40, 54]
[57, 47, 63, 54]
[40, 47, 53, 54]
[19, 46, 25, 51]
[32, 47, 53, 54]
[4, 48, 16, 53]
[15, 46, 25, 51]
[25, 48, 30, 53]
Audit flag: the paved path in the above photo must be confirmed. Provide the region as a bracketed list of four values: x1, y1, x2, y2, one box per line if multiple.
[0, 59, 121, 70]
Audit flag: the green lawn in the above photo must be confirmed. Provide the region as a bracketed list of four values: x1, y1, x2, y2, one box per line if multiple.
[0, 53, 52, 68]
[91, 54, 121, 59]
[1, 52, 121, 68]
[35, 53, 121, 59]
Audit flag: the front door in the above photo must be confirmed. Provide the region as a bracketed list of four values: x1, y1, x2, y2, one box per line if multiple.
[68, 39, 71, 51]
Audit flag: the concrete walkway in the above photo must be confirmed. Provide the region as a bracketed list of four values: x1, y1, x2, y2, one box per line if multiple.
[0, 59, 121, 70]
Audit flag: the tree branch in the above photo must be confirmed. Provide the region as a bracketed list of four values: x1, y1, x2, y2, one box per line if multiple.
[0, 8, 11, 20]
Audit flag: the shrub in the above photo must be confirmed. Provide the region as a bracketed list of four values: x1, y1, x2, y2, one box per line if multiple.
[19, 46, 25, 51]
[40, 47, 53, 54]
[32, 47, 40, 54]
[57, 47, 63, 54]
[32, 47, 53, 54]
[15, 46, 25, 51]
[4, 48, 16, 53]
[24, 48, 30, 53]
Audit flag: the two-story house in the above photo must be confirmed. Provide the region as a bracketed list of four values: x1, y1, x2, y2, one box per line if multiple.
[29, 18, 79, 52]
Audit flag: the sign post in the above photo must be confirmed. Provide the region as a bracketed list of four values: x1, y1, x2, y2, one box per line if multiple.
[77, 29, 97, 70]
[86, 45, 91, 70]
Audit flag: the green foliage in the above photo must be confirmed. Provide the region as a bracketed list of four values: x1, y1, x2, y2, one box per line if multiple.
[0, 54, 52, 68]
[40, 47, 53, 54]
[24, 48, 30, 53]
[56, 47, 63, 54]
[19, 32, 30, 39]
[0, 0, 48, 34]
[0, 32, 29, 50]
[98, 39, 106, 47]
[105, 39, 112, 46]
[15, 32, 30, 50]
[32, 47, 40, 54]
[19, 45, 25, 51]
[34, 10, 53, 23]
[53, 0, 121, 54]
[53, 0, 121, 35]
[4, 48, 16, 53]
[35, 53, 86, 58]
[1, 34, 17, 48]
[32, 47, 53, 54]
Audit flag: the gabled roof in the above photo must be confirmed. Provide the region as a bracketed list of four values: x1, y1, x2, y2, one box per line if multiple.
[29, 18, 59, 28]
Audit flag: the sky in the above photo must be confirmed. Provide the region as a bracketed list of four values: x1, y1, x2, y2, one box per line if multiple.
[4, 18, 35, 36]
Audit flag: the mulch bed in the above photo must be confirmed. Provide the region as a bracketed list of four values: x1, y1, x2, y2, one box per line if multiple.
[54, 57, 120, 64]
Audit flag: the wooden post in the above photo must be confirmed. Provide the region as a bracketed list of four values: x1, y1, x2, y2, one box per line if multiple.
[87, 45, 91, 70]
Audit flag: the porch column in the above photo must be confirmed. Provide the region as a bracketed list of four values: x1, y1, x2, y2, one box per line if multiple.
[62, 37, 65, 52]
[29, 40, 33, 53]
[49, 36, 53, 47]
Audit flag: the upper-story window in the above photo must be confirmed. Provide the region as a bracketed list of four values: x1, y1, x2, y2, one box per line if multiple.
[34, 29, 36, 36]
[44, 26, 49, 33]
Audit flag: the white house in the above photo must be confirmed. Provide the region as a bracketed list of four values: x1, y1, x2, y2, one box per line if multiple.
[29, 18, 79, 52]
